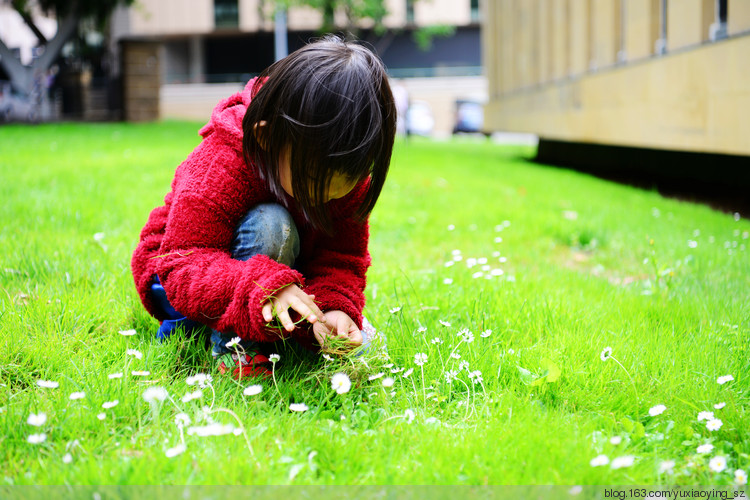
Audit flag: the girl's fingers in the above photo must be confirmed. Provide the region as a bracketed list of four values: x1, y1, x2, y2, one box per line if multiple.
[276, 308, 295, 332]
[262, 302, 273, 322]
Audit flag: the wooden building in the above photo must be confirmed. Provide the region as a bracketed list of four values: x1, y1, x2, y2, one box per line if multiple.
[482, 0, 750, 158]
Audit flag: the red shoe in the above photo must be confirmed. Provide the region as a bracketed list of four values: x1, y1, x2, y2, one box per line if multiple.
[217, 352, 272, 380]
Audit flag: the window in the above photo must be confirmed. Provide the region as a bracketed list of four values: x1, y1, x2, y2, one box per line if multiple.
[406, 0, 415, 24]
[470, 0, 480, 23]
[214, 0, 239, 29]
[711, 0, 728, 40]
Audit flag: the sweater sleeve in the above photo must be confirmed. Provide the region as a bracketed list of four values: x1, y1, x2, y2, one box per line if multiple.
[300, 180, 372, 329]
[153, 135, 304, 342]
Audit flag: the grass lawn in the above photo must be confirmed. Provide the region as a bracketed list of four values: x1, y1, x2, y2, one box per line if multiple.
[0, 121, 748, 487]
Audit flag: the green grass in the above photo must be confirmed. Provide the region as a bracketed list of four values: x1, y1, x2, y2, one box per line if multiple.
[0, 122, 748, 486]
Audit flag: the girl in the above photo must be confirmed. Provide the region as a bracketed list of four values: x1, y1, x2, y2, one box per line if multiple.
[131, 36, 396, 379]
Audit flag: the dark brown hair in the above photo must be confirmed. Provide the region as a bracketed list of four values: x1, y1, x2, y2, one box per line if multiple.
[242, 35, 397, 234]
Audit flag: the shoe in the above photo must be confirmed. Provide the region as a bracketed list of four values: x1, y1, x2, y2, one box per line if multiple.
[216, 352, 273, 380]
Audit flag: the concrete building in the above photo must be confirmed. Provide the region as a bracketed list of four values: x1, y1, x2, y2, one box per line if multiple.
[112, 0, 485, 134]
[482, 0, 750, 157]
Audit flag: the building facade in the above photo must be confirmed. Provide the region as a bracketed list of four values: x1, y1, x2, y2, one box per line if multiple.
[482, 0, 750, 157]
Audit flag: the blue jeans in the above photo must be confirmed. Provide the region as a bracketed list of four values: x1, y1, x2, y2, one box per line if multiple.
[151, 203, 300, 356]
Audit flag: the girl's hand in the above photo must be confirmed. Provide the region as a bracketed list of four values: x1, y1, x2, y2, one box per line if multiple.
[312, 310, 362, 348]
[262, 284, 325, 332]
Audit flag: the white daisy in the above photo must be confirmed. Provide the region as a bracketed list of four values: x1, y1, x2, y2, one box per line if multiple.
[431, 337, 443, 345]
[331, 373, 351, 394]
[658, 460, 675, 474]
[69, 391, 86, 400]
[590, 455, 609, 467]
[27, 433, 47, 444]
[96, 413, 106, 421]
[185, 373, 212, 388]
[402, 368, 414, 378]
[381, 377, 394, 388]
[610, 455, 635, 469]
[62, 453, 73, 464]
[713, 402, 726, 410]
[243, 385, 262, 396]
[438, 320, 451, 327]
[706, 418, 723, 431]
[36, 380, 59, 389]
[102, 400, 119, 409]
[143, 387, 168, 403]
[131, 371, 150, 377]
[289, 403, 309, 412]
[224, 337, 241, 349]
[708, 456, 727, 473]
[444, 370, 458, 384]
[403, 409, 415, 424]
[610, 436, 622, 445]
[697, 411, 715, 421]
[118, 329, 137, 336]
[165, 444, 187, 458]
[368, 372, 384, 381]
[389, 306, 401, 314]
[735, 469, 748, 486]
[717, 375, 734, 385]
[269, 354, 281, 363]
[414, 353, 428, 366]
[697, 443, 714, 454]
[443, 278, 453, 285]
[174, 413, 191, 428]
[181, 390, 203, 403]
[480, 329, 492, 337]
[600, 347, 612, 362]
[27, 413, 47, 427]
[648, 404, 667, 416]
[126, 349, 142, 359]
[108, 372, 123, 379]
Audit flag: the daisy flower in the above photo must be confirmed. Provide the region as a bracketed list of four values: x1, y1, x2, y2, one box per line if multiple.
[708, 456, 727, 473]
[118, 329, 137, 336]
[443, 278, 453, 285]
[143, 387, 168, 403]
[706, 419, 723, 431]
[96, 413, 106, 421]
[480, 329, 492, 337]
[36, 380, 59, 389]
[648, 404, 666, 416]
[713, 402, 726, 410]
[289, 403, 309, 412]
[431, 337, 443, 345]
[27, 413, 47, 426]
[735, 469, 748, 486]
[658, 460, 675, 474]
[717, 375, 734, 385]
[331, 373, 351, 394]
[102, 400, 119, 409]
[610, 455, 635, 469]
[243, 385, 262, 396]
[402, 368, 414, 378]
[269, 354, 281, 363]
[225, 337, 241, 349]
[414, 353, 428, 366]
[27, 433, 47, 444]
[368, 372, 384, 381]
[444, 370, 458, 384]
[697, 411, 715, 421]
[600, 347, 612, 362]
[186, 373, 212, 388]
[610, 436, 622, 445]
[62, 453, 73, 464]
[126, 349, 142, 360]
[165, 444, 187, 458]
[590, 455, 609, 467]
[174, 413, 191, 428]
[381, 377, 395, 388]
[69, 392, 86, 400]
[389, 307, 401, 314]
[439, 320, 451, 327]
[108, 372, 123, 379]
[131, 371, 150, 377]
[181, 390, 203, 403]
[696, 443, 714, 454]
[403, 409, 416, 424]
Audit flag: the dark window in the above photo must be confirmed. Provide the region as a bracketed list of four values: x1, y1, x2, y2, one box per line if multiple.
[214, 0, 239, 29]
[718, 0, 727, 24]
[470, 0, 480, 22]
[406, 0, 415, 24]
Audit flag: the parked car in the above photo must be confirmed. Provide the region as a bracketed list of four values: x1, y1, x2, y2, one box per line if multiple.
[452, 99, 488, 136]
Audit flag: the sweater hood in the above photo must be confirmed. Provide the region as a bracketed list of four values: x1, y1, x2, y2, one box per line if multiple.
[198, 78, 259, 152]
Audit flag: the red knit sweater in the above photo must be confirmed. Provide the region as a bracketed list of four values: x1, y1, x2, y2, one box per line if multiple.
[131, 78, 371, 343]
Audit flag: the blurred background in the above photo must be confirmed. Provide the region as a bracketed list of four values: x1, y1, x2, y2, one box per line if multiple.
[1, 0, 748, 209]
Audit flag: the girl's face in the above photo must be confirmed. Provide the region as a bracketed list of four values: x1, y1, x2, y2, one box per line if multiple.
[278, 147, 358, 204]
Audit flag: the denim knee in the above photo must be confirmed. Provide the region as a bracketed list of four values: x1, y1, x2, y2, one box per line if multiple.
[231, 203, 300, 267]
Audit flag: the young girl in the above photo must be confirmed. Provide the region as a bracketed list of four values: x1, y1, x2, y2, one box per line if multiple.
[131, 36, 396, 379]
